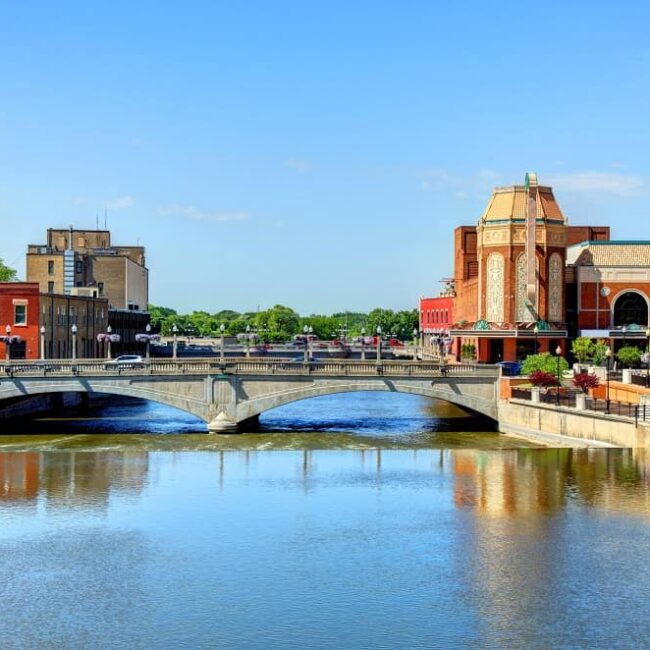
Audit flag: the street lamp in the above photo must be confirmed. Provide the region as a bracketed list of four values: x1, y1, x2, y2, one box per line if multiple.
[533, 324, 539, 355]
[360, 327, 366, 361]
[376, 326, 382, 364]
[413, 328, 418, 361]
[605, 346, 612, 414]
[172, 324, 179, 359]
[555, 345, 562, 407]
[145, 323, 152, 359]
[303, 324, 309, 363]
[245, 324, 251, 358]
[646, 327, 650, 388]
[5, 325, 10, 361]
[71, 323, 78, 360]
[40, 325, 46, 361]
[107, 325, 113, 359]
[220, 323, 226, 364]
[621, 325, 628, 367]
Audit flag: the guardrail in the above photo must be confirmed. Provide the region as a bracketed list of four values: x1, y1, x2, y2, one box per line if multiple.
[0, 358, 501, 379]
[510, 387, 650, 423]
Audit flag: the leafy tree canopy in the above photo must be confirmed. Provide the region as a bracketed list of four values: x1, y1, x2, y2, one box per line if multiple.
[0, 258, 18, 282]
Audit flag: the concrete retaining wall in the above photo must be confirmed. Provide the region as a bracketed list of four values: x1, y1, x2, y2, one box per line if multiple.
[499, 399, 650, 448]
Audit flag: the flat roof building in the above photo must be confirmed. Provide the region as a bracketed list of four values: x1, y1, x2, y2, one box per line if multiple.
[26, 227, 148, 312]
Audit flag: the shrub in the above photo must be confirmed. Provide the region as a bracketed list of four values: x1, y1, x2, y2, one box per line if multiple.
[571, 337, 593, 365]
[617, 346, 642, 368]
[529, 370, 559, 388]
[591, 339, 609, 366]
[521, 352, 569, 377]
[573, 372, 600, 394]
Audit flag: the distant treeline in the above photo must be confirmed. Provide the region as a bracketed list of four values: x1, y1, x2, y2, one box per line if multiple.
[148, 304, 418, 343]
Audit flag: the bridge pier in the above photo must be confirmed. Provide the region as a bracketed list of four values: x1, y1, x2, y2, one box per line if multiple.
[207, 413, 260, 434]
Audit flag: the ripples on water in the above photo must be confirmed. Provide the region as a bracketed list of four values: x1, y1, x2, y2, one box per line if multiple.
[0, 392, 525, 452]
[2, 394, 650, 648]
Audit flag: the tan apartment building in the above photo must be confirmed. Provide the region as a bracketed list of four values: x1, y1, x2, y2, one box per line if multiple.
[27, 227, 148, 311]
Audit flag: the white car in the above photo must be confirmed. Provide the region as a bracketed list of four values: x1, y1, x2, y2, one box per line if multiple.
[105, 354, 145, 369]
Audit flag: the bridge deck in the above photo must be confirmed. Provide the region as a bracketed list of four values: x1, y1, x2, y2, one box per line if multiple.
[0, 358, 500, 379]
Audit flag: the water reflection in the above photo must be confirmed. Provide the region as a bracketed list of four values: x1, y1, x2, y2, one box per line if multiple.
[3, 447, 650, 648]
[3, 447, 650, 517]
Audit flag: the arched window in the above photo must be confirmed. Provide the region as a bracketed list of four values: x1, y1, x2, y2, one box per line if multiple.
[613, 292, 648, 327]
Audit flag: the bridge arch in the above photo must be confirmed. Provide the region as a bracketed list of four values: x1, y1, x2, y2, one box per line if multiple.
[233, 378, 498, 425]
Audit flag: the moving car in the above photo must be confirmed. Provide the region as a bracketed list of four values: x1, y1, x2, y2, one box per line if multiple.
[105, 354, 145, 369]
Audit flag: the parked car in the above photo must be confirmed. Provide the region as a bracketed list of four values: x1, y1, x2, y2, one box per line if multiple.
[105, 354, 145, 369]
[496, 361, 522, 376]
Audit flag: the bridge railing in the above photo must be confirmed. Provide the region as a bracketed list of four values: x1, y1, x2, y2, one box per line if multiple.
[0, 358, 501, 378]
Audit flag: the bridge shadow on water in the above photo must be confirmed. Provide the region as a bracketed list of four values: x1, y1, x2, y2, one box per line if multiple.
[0, 391, 525, 451]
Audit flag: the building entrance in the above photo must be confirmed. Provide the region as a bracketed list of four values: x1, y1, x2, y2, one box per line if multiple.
[488, 339, 504, 363]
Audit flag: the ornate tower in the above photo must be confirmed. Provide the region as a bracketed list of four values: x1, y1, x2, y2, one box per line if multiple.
[476, 173, 567, 327]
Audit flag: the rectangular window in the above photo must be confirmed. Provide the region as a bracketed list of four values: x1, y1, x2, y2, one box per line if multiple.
[48, 281, 54, 294]
[14, 304, 26, 325]
[75, 260, 83, 274]
[48, 260, 54, 275]
[98, 282, 104, 295]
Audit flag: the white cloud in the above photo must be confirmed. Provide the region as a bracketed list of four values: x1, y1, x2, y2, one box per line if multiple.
[545, 171, 645, 196]
[284, 158, 313, 174]
[160, 204, 248, 222]
[418, 168, 503, 194]
[105, 195, 134, 209]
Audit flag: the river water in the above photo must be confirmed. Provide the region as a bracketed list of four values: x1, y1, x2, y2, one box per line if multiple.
[2, 393, 650, 649]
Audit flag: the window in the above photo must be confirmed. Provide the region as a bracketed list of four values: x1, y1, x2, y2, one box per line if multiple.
[48, 281, 54, 294]
[75, 260, 83, 274]
[98, 282, 104, 295]
[14, 304, 26, 325]
[48, 260, 54, 275]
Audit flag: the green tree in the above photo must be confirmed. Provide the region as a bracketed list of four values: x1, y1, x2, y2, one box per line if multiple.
[591, 339, 609, 366]
[571, 337, 593, 365]
[0, 258, 18, 282]
[617, 346, 642, 368]
[521, 352, 569, 377]
[300, 315, 340, 340]
[254, 305, 300, 342]
[148, 305, 178, 331]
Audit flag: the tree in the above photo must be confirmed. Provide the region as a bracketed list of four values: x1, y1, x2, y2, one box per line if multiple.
[148, 305, 178, 331]
[521, 352, 569, 377]
[617, 346, 642, 368]
[591, 339, 609, 366]
[571, 337, 593, 365]
[0, 258, 17, 282]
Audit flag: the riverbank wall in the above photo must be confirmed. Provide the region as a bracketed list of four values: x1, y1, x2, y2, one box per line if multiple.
[498, 399, 650, 448]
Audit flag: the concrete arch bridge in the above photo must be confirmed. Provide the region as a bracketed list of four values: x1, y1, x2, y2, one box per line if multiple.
[0, 359, 501, 432]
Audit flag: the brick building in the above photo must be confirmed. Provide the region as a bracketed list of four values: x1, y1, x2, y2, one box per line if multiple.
[430, 173, 612, 363]
[566, 241, 650, 351]
[0, 283, 40, 359]
[27, 227, 148, 311]
[419, 282, 455, 356]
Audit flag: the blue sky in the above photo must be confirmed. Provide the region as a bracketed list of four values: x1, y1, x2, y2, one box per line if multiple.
[1, 1, 649, 314]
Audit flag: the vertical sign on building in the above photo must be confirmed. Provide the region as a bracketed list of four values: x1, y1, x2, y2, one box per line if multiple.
[524, 172, 538, 321]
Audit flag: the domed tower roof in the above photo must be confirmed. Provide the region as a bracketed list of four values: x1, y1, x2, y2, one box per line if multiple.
[479, 184, 566, 225]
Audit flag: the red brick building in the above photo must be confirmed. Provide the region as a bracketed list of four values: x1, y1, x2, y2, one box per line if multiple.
[427, 173, 612, 363]
[567, 241, 650, 351]
[0, 283, 40, 359]
[419, 290, 455, 357]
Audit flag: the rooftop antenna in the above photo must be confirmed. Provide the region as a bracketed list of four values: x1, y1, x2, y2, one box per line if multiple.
[104, 208, 108, 230]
